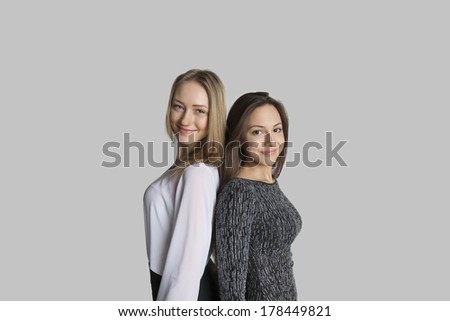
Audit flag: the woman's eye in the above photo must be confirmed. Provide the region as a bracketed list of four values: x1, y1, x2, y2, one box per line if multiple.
[252, 130, 263, 135]
[173, 104, 184, 111]
[196, 109, 207, 114]
[274, 128, 283, 133]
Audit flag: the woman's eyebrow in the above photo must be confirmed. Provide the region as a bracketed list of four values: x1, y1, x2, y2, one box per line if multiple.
[193, 104, 208, 109]
[173, 99, 208, 109]
[248, 122, 282, 129]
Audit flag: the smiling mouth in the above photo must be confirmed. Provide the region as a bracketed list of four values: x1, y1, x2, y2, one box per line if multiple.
[178, 127, 197, 135]
[261, 149, 278, 156]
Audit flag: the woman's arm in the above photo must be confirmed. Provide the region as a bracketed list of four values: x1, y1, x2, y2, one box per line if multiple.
[215, 181, 255, 300]
[157, 164, 219, 300]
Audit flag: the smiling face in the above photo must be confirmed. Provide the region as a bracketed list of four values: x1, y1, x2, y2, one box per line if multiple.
[170, 80, 209, 145]
[242, 104, 285, 167]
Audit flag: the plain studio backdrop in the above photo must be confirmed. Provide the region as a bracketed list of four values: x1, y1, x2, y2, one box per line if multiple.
[1, 0, 449, 300]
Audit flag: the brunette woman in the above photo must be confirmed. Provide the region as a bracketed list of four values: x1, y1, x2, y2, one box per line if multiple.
[215, 92, 302, 300]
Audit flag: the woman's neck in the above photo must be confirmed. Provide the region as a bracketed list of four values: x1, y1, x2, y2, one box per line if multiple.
[237, 165, 274, 183]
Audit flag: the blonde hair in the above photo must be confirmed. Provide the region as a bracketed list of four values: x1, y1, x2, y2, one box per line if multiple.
[165, 69, 227, 177]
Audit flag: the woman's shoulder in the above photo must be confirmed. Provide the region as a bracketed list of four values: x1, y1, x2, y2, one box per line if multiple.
[182, 162, 218, 177]
[215, 179, 259, 220]
[219, 178, 258, 197]
[183, 162, 218, 174]
[180, 162, 219, 185]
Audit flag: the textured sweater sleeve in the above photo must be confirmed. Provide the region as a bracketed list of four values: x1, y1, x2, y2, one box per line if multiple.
[157, 164, 218, 300]
[215, 181, 255, 301]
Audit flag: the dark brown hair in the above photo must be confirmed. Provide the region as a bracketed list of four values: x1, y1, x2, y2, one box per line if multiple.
[220, 92, 289, 187]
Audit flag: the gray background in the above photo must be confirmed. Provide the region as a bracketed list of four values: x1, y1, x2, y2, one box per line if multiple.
[1, 0, 449, 300]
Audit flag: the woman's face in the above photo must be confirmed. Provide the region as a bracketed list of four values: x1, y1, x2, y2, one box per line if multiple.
[170, 80, 209, 144]
[242, 104, 285, 167]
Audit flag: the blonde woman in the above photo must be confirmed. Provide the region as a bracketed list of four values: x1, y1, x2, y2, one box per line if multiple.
[144, 69, 226, 300]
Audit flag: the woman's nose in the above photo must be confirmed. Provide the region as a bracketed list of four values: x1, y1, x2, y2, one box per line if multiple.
[264, 132, 275, 145]
[180, 110, 193, 125]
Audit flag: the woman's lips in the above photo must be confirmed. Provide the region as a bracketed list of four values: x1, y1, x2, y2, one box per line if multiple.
[261, 149, 278, 156]
[178, 127, 196, 135]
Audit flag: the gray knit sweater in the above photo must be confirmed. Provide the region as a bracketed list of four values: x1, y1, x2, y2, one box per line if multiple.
[215, 178, 302, 301]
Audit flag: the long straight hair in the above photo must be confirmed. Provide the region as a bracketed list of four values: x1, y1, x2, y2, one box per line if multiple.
[220, 92, 289, 188]
[165, 69, 227, 177]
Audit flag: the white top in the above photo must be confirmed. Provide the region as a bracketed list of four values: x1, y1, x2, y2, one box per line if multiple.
[143, 162, 219, 300]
